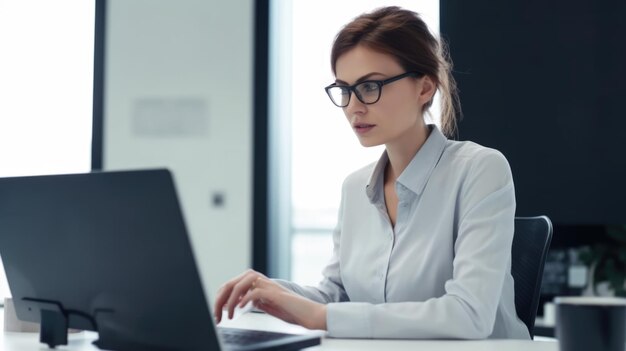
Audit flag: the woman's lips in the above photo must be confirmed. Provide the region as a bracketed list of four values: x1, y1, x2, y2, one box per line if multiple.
[353, 123, 376, 134]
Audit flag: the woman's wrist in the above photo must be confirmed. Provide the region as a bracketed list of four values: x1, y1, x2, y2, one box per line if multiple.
[312, 303, 327, 330]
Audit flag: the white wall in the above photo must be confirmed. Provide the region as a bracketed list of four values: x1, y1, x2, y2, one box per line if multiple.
[104, 0, 253, 302]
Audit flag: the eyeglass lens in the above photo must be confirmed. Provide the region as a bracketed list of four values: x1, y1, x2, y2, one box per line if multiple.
[327, 81, 381, 107]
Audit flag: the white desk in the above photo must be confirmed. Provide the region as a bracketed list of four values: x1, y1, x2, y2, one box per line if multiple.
[1, 308, 558, 351]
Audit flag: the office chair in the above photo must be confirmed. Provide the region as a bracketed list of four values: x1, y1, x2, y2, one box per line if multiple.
[511, 216, 553, 339]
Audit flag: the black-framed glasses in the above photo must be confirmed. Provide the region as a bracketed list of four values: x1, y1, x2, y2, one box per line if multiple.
[324, 71, 424, 108]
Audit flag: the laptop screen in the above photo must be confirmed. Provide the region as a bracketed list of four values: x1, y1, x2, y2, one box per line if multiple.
[0, 169, 221, 350]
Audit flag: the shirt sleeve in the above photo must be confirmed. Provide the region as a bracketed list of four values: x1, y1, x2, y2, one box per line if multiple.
[273, 187, 349, 304]
[326, 150, 516, 339]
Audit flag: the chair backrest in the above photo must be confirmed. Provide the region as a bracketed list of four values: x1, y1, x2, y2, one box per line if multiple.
[511, 216, 553, 339]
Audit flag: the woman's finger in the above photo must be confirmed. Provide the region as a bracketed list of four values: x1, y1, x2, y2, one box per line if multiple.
[226, 273, 262, 319]
[215, 270, 253, 320]
[238, 277, 265, 308]
[214, 280, 236, 323]
[240, 277, 262, 307]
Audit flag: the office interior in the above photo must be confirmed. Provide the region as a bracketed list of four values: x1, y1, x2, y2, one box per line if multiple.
[1, 0, 625, 345]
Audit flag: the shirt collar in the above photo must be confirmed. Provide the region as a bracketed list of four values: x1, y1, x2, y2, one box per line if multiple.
[365, 125, 447, 203]
[365, 151, 388, 203]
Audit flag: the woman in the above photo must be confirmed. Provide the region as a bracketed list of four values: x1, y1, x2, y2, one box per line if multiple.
[214, 6, 530, 339]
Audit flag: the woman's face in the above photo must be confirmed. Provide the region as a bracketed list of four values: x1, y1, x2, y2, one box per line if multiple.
[334, 45, 434, 148]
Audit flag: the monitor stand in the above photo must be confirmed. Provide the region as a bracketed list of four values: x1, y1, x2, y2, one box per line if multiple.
[22, 298, 68, 348]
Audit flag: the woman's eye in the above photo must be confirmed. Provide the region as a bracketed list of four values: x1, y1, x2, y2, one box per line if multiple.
[359, 82, 379, 93]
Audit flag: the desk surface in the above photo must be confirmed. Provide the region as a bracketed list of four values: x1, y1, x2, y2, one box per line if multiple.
[1, 308, 558, 351]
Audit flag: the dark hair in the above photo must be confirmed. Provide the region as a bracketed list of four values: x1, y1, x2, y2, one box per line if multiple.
[331, 6, 461, 137]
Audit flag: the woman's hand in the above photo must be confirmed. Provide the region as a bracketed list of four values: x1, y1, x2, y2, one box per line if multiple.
[213, 269, 327, 330]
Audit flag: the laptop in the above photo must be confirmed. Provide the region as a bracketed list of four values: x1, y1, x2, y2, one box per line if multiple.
[0, 169, 321, 351]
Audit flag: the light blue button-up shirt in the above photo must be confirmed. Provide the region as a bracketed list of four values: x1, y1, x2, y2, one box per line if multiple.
[277, 125, 530, 339]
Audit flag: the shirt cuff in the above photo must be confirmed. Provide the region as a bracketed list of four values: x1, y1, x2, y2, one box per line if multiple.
[326, 302, 372, 338]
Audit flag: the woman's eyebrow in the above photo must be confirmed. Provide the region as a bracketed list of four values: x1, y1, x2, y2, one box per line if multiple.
[335, 72, 386, 85]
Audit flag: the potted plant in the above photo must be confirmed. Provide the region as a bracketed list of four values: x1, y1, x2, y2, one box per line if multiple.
[579, 225, 626, 297]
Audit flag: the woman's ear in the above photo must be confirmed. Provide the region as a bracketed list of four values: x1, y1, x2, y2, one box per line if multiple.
[418, 75, 437, 106]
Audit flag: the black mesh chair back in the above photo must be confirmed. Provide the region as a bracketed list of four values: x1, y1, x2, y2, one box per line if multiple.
[511, 216, 553, 339]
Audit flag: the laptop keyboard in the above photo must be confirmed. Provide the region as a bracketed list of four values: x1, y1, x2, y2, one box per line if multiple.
[218, 327, 292, 346]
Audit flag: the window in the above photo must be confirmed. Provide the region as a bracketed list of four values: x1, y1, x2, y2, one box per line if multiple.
[270, 1, 440, 285]
[0, 0, 95, 298]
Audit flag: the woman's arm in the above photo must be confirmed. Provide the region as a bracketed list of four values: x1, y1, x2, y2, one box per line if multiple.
[215, 186, 349, 328]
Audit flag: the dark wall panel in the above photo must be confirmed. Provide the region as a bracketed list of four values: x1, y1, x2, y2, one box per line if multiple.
[441, 0, 626, 225]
